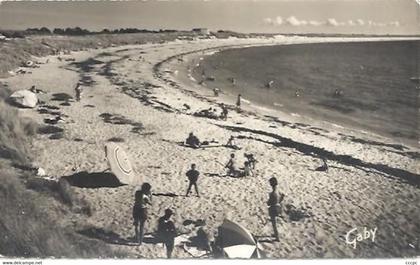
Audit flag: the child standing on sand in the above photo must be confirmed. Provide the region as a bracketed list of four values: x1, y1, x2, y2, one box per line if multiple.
[267, 177, 284, 242]
[133, 183, 152, 245]
[220, 103, 228, 120]
[185, 164, 200, 197]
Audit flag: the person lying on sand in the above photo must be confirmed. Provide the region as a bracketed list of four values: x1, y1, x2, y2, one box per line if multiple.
[133, 183, 152, 245]
[267, 177, 285, 242]
[225, 136, 240, 150]
[185, 163, 200, 197]
[225, 153, 239, 177]
[194, 108, 220, 120]
[185, 132, 201, 148]
[157, 209, 177, 258]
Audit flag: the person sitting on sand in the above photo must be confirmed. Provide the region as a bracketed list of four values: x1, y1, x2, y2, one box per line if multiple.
[220, 103, 228, 120]
[186, 132, 201, 148]
[244, 153, 257, 169]
[186, 163, 200, 197]
[315, 158, 329, 172]
[267, 177, 285, 242]
[133, 182, 152, 245]
[225, 153, 238, 177]
[226, 136, 240, 150]
[157, 209, 177, 258]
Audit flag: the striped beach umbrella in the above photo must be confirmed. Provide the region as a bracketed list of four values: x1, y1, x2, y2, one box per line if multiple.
[105, 143, 138, 185]
[218, 219, 264, 258]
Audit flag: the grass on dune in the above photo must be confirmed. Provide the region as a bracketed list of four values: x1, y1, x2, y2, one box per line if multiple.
[0, 84, 123, 258]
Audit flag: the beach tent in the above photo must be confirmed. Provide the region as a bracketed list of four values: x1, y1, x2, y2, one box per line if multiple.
[217, 219, 264, 258]
[9, 90, 38, 108]
[105, 143, 138, 185]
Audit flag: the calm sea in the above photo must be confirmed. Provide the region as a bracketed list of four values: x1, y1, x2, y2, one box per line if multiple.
[194, 41, 420, 145]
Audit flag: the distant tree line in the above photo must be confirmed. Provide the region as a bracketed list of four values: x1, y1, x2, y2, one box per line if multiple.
[21, 27, 179, 36]
[0, 27, 183, 38]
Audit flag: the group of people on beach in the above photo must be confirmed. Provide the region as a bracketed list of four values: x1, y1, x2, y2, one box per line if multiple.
[132, 183, 177, 258]
[132, 174, 285, 258]
[131, 126, 285, 258]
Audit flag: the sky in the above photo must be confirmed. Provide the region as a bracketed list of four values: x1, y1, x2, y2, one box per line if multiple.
[0, 0, 419, 35]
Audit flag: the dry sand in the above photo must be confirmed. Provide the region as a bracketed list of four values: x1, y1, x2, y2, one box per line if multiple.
[3, 36, 420, 258]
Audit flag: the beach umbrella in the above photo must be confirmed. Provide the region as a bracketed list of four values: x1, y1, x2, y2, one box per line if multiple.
[217, 219, 263, 258]
[9, 90, 38, 108]
[104, 142, 138, 185]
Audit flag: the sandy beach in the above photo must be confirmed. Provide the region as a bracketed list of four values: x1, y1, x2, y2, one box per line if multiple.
[2, 36, 419, 258]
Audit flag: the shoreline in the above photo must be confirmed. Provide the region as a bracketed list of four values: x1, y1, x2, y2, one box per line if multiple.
[183, 39, 419, 149]
[155, 37, 419, 150]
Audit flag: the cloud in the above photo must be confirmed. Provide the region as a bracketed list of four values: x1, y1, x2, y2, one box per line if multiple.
[286, 16, 308, 26]
[326, 18, 339, 26]
[356, 19, 365, 26]
[263, 16, 283, 26]
[326, 18, 346, 27]
[263, 16, 399, 28]
[309, 20, 324, 26]
[263, 18, 273, 25]
[275, 16, 284, 26]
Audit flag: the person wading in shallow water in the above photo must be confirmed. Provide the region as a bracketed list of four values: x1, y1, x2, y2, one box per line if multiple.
[133, 182, 152, 245]
[267, 177, 284, 242]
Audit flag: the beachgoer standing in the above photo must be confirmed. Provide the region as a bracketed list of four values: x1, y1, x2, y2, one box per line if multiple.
[157, 209, 177, 258]
[225, 153, 237, 177]
[186, 164, 200, 197]
[75, 82, 82, 101]
[220, 103, 228, 120]
[132, 182, 152, 245]
[242, 161, 253, 177]
[267, 177, 284, 242]
[245, 153, 257, 169]
[236, 94, 241, 109]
